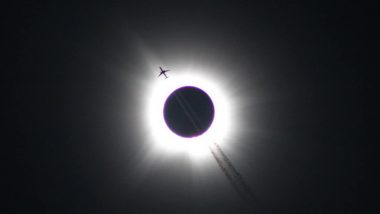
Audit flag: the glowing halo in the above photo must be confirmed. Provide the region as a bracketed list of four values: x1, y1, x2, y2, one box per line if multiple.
[144, 68, 234, 157]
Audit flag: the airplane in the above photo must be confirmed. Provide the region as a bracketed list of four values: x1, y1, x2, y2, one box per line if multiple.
[158, 67, 170, 79]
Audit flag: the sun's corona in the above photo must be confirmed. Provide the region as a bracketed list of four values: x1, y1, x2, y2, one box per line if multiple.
[145, 69, 232, 157]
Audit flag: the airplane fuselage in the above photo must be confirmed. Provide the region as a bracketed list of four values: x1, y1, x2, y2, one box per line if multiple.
[158, 67, 169, 79]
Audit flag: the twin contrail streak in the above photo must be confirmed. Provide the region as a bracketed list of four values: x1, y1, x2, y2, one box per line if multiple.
[168, 82, 261, 212]
[209, 142, 260, 212]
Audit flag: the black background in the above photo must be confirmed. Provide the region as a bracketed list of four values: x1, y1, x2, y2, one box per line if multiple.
[4, 1, 378, 213]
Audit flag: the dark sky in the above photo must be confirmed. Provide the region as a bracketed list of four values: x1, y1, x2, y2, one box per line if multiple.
[5, 1, 378, 213]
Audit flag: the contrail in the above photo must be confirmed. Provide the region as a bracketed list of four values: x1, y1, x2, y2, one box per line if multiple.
[209, 142, 260, 212]
[165, 78, 261, 212]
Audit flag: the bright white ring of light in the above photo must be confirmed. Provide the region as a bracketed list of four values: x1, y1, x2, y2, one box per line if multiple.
[145, 69, 232, 157]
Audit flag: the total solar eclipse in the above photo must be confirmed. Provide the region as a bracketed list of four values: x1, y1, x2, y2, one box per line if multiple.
[163, 86, 214, 138]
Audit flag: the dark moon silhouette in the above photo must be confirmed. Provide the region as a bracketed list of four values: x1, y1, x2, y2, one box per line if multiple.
[163, 86, 214, 138]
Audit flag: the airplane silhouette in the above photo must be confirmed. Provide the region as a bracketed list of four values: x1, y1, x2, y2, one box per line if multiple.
[158, 67, 169, 79]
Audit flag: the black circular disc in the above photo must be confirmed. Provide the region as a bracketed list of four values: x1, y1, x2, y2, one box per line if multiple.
[163, 86, 214, 138]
